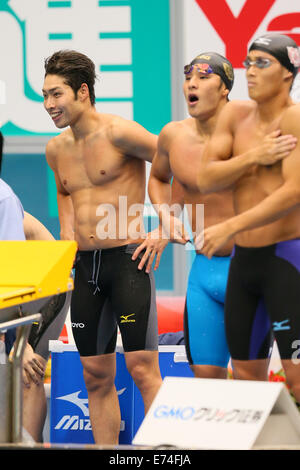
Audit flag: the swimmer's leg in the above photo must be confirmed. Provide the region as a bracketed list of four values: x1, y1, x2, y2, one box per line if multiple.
[80, 352, 120, 445]
[22, 348, 47, 442]
[225, 258, 272, 382]
[23, 292, 71, 441]
[184, 255, 230, 379]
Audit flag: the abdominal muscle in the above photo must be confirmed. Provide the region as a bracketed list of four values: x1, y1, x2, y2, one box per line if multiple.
[233, 181, 300, 247]
[71, 189, 146, 250]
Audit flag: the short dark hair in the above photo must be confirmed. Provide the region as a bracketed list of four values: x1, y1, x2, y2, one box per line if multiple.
[0, 131, 3, 175]
[44, 50, 97, 105]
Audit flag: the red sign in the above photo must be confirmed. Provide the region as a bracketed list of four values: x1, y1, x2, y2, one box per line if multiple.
[195, 0, 300, 67]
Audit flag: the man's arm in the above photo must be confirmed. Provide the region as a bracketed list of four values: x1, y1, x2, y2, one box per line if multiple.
[148, 123, 173, 207]
[197, 101, 297, 194]
[148, 124, 189, 243]
[132, 176, 186, 272]
[200, 105, 300, 257]
[23, 212, 54, 240]
[112, 116, 158, 163]
[45, 140, 74, 240]
[131, 126, 188, 271]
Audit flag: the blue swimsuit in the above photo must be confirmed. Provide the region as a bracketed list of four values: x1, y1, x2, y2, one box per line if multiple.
[184, 253, 231, 368]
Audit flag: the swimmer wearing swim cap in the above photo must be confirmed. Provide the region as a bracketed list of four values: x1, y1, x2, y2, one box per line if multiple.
[195, 35, 300, 405]
[247, 33, 300, 78]
[184, 52, 234, 92]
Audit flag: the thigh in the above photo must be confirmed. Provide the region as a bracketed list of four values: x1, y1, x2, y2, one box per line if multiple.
[264, 252, 300, 360]
[184, 256, 230, 368]
[110, 252, 158, 353]
[225, 261, 272, 361]
[71, 258, 117, 356]
[184, 282, 229, 368]
[29, 291, 71, 361]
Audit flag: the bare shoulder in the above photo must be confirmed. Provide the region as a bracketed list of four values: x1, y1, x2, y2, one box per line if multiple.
[45, 129, 72, 167]
[107, 113, 154, 142]
[46, 129, 72, 154]
[215, 100, 255, 134]
[158, 120, 186, 147]
[224, 100, 254, 118]
[280, 103, 300, 134]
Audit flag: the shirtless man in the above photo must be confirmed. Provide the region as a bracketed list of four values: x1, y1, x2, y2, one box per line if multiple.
[196, 33, 300, 402]
[42, 50, 162, 444]
[147, 52, 291, 379]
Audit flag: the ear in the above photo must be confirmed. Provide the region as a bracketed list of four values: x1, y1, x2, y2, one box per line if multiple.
[222, 86, 229, 99]
[283, 69, 293, 81]
[78, 83, 90, 102]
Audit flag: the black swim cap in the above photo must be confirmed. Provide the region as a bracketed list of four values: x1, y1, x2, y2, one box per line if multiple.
[185, 52, 234, 92]
[249, 33, 300, 77]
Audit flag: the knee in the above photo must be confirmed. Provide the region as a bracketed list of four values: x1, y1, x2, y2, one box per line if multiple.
[192, 365, 227, 379]
[127, 361, 149, 389]
[83, 367, 115, 394]
[232, 360, 268, 381]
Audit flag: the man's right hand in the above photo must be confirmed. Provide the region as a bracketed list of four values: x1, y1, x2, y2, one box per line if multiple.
[254, 130, 297, 166]
[161, 213, 190, 245]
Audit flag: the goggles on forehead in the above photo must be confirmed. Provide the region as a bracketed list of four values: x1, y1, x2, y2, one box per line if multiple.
[243, 57, 275, 69]
[184, 63, 214, 75]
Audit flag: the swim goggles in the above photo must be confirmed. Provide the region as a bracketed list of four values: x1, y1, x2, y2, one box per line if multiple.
[243, 57, 275, 69]
[184, 63, 214, 75]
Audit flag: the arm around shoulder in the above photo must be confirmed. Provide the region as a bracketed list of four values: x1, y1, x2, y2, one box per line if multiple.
[111, 116, 157, 162]
[197, 101, 258, 193]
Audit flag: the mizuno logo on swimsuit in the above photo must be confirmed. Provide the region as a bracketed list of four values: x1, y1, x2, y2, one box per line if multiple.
[272, 319, 290, 331]
[120, 314, 136, 323]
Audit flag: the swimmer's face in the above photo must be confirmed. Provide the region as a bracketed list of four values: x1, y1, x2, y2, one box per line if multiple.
[183, 66, 228, 118]
[245, 50, 290, 102]
[42, 74, 83, 128]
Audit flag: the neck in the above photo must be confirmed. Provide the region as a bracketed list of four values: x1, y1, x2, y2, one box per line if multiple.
[194, 100, 227, 137]
[255, 90, 293, 123]
[70, 106, 99, 139]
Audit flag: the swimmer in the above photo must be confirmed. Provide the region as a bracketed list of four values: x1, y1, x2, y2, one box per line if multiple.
[42, 50, 162, 445]
[146, 52, 288, 379]
[196, 33, 300, 401]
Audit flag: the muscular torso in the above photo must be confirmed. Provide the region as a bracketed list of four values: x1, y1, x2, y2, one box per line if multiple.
[52, 115, 147, 250]
[231, 102, 300, 246]
[168, 119, 234, 255]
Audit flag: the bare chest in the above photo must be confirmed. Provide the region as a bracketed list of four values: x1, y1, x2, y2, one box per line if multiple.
[56, 139, 125, 193]
[233, 117, 283, 194]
